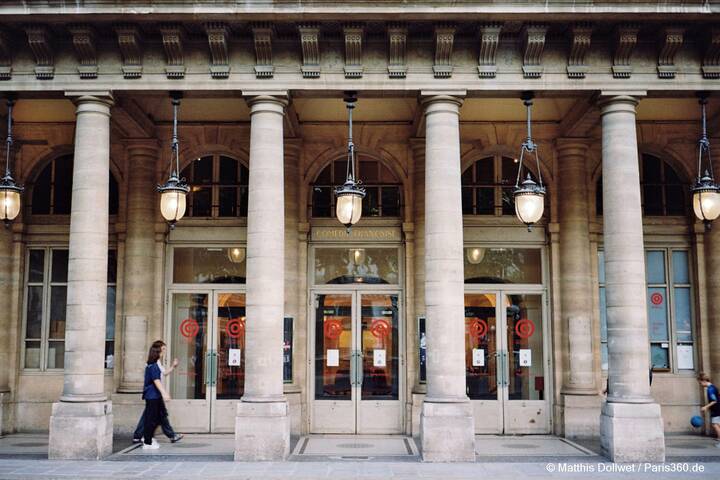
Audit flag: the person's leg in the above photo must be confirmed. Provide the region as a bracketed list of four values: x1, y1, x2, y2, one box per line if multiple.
[143, 400, 160, 446]
[712, 421, 720, 440]
[133, 410, 146, 440]
[158, 398, 176, 438]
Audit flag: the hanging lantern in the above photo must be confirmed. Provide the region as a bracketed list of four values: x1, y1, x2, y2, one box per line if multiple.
[0, 97, 23, 226]
[227, 247, 246, 264]
[158, 92, 190, 228]
[348, 248, 366, 266]
[513, 92, 546, 231]
[466, 247, 485, 264]
[691, 93, 720, 229]
[335, 91, 365, 232]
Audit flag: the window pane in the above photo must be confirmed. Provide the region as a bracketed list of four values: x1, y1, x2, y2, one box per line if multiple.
[24, 341, 41, 368]
[109, 175, 119, 215]
[381, 187, 400, 217]
[476, 188, 494, 215]
[501, 157, 517, 184]
[47, 341, 64, 369]
[107, 250, 117, 284]
[461, 167, 473, 185]
[239, 187, 248, 217]
[312, 187, 332, 217]
[219, 156, 238, 183]
[31, 165, 52, 214]
[51, 250, 68, 283]
[646, 251, 666, 284]
[180, 163, 192, 182]
[475, 158, 494, 183]
[314, 248, 399, 285]
[105, 341, 115, 369]
[464, 248, 542, 284]
[674, 287, 693, 342]
[647, 287, 669, 342]
[642, 185, 663, 216]
[501, 187, 515, 216]
[672, 251, 690, 284]
[173, 247, 246, 284]
[462, 187, 473, 214]
[596, 178, 603, 216]
[49, 286, 67, 340]
[650, 344, 669, 370]
[333, 161, 346, 185]
[598, 251, 605, 284]
[665, 185, 685, 215]
[25, 286, 43, 339]
[360, 161, 378, 182]
[643, 154, 662, 182]
[106, 285, 116, 341]
[194, 156, 213, 184]
[191, 187, 212, 217]
[601, 343, 608, 371]
[315, 164, 331, 184]
[218, 187, 238, 217]
[28, 250, 45, 283]
[363, 187, 380, 217]
[53, 156, 73, 214]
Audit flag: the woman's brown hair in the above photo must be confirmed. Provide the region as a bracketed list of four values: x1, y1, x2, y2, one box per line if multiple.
[147, 344, 162, 365]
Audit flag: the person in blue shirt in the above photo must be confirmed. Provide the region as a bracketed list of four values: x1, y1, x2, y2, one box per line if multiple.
[141, 343, 172, 450]
[698, 372, 720, 447]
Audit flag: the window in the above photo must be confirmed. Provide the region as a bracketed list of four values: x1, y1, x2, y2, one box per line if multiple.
[31, 154, 119, 215]
[596, 153, 686, 216]
[598, 248, 695, 372]
[180, 155, 249, 218]
[462, 156, 526, 216]
[23, 247, 117, 370]
[311, 159, 401, 218]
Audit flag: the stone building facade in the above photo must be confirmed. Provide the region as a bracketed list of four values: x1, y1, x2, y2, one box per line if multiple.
[0, 0, 717, 463]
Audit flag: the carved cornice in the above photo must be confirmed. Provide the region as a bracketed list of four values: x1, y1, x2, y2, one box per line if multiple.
[298, 24, 320, 78]
[387, 24, 407, 79]
[25, 25, 53, 80]
[343, 24, 364, 78]
[205, 22, 230, 79]
[68, 24, 98, 79]
[612, 24, 639, 79]
[115, 24, 142, 79]
[159, 24, 185, 79]
[702, 28, 720, 79]
[567, 23, 592, 79]
[477, 23, 502, 78]
[433, 25, 455, 78]
[252, 23, 274, 79]
[522, 23, 547, 79]
[657, 26, 684, 79]
[0, 30, 12, 80]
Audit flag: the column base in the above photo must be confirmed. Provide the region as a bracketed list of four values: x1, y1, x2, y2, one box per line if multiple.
[0, 391, 9, 436]
[600, 401, 665, 462]
[234, 399, 290, 461]
[563, 393, 602, 439]
[420, 400, 475, 462]
[48, 400, 113, 460]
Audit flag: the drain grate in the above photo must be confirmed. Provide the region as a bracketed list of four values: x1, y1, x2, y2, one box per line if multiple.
[167, 443, 211, 448]
[336, 443, 373, 449]
[671, 444, 711, 450]
[340, 455, 370, 460]
[501, 444, 539, 449]
[11, 442, 48, 448]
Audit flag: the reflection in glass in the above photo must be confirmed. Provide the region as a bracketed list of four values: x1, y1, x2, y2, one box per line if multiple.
[315, 294, 352, 400]
[170, 293, 208, 400]
[314, 248, 399, 285]
[216, 293, 246, 399]
[173, 247, 246, 284]
[464, 248, 541, 284]
[506, 294, 543, 401]
[361, 294, 399, 400]
[465, 294, 497, 400]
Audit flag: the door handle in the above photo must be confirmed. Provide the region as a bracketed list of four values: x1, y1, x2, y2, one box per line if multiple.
[205, 350, 218, 386]
[503, 351, 509, 387]
[494, 351, 502, 387]
[357, 351, 363, 387]
[350, 350, 356, 387]
[211, 351, 218, 386]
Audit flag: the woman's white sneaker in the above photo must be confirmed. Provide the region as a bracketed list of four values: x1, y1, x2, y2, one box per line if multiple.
[142, 439, 160, 450]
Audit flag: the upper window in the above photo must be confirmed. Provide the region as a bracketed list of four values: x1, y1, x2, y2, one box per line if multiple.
[596, 153, 686, 216]
[311, 159, 401, 218]
[462, 156, 528, 216]
[31, 154, 119, 216]
[180, 155, 249, 218]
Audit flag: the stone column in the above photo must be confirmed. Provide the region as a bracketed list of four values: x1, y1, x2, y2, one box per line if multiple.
[235, 93, 290, 461]
[419, 92, 475, 462]
[556, 140, 601, 438]
[118, 141, 158, 393]
[48, 93, 114, 460]
[705, 141, 720, 380]
[0, 225, 13, 434]
[598, 95, 664, 462]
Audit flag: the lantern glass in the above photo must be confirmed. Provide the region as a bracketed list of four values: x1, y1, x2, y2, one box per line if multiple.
[349, 248, 366, 265]
[693, 189, 720, 222]
[336, 193, 363, 226]
[160, 189, 187, 223]
[227, 247, 246, 264]
[515, 192, 544, 225]
[466, 247, 485, 265]
[0, 189, 20, 221]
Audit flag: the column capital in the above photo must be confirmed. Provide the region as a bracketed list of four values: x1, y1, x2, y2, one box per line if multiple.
[597, 92, 644, 115]
[555, 138, 591, 156]
[243, 90, 289, 114]
[420, 90, 465, 113]
[65, 91, 114, 110]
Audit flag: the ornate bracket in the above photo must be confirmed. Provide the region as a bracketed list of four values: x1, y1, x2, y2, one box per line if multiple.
[160, 24, 185, 79]
[702, 28, 720, 79]
[115, 25, 142, 79]
[612, 24, 639, 79]
[25, 26, 53, 80]
[0, 30, 12, 80]
[567, 23, 592, 79]
[477, 23, 502, 78]
[252, 23, 274, 79]
[343, 24, 364, 78]
[433, 25, 455, 78]
[522, 24, 548, 79]
[298, 24, 321, 78]
[387, 24, 407, 79]
[205, 23, 230, 79]
[68, 25, 98, 79]
[657, 27, 684, 79]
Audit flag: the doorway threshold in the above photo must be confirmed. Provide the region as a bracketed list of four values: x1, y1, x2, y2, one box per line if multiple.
[290, 435, 419, 462]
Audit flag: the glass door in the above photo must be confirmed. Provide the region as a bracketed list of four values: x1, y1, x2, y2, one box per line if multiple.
[311, 291, 402, 434]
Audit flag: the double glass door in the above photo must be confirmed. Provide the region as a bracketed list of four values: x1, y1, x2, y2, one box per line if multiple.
[464, 291, 548, 434]
[311, 291, 402, 433]
[167, 290, 246, 432]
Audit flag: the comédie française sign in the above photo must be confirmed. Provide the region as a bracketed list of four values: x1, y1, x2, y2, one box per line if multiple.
[310, 226, 401, 242]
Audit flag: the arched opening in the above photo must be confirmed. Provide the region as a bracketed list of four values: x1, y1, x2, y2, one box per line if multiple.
[180, 154, 249, 218]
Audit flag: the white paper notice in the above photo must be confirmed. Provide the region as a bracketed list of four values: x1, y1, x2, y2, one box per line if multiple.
[373, 349, 386, 367]
[228, 348, 241, 366]
[327, 349, 340, 367]
[472, 348, 485, 367]
[677, 345, 694, 370]
[519, 349, 532, 367]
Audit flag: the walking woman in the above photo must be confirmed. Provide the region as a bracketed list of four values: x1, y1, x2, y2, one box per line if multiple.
[141, 342, 171, 449]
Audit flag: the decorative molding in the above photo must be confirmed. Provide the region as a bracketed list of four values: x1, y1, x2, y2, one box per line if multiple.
[343, 24, 364, 78]
[298, 24, 320, 78]
[657, 27, 684, 79]
[252, 23, 274, 79]
[477, 23, 502, 78]
[0, 30, 12, 80]
[115, 24, 142, 79]
[205, 22, 230, 79]
[612, 24, 639, 79]
[68, 24, 98, 79]
[433, 25, 455, 78]
[25, 26, 53, 80]
[702, 28, 720, 79]
[159, 24, 185, 79]
[521, 23, 548, 79]
[387, 24, 407, 79]
[567, 23, 592, 79]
